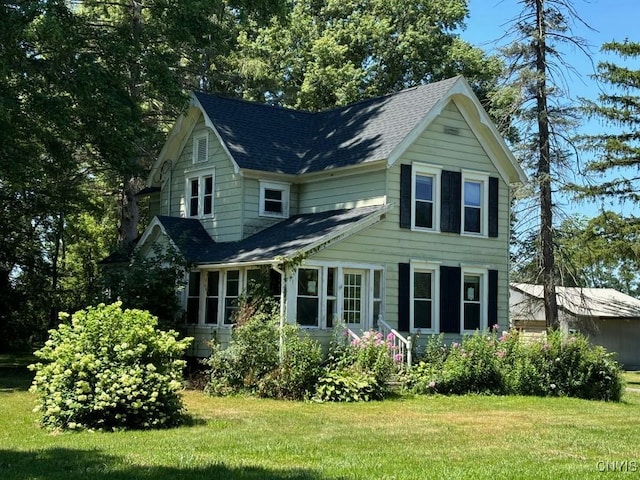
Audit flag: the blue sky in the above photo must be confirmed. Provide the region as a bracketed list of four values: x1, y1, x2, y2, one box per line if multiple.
[459, 0, 640, 219]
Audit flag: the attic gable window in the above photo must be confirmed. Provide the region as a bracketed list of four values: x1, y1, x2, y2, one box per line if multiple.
[193, 134, 208, 164]
[259, 180, 290, 218]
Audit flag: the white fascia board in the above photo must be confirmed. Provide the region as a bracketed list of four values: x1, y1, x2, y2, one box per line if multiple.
[135, 216, 182, 259]
[147, 108, 199, 187]
[385, 76, 527, 185]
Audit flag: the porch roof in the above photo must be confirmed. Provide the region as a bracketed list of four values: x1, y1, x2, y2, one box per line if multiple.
[156, 204, 388, 267]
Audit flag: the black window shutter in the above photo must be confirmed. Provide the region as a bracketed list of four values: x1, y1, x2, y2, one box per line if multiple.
[441, 170, 461, 233]
[398, 263, 410, 332]
[440, 266, 461, 333]
[400, 164, 412, 229]
[488, 269, 498, 328]
[489, 177, 499, 238]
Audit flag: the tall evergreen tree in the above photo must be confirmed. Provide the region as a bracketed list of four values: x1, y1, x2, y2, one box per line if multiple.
[578, 40, 640, 203]
[501, 0, 591, 330]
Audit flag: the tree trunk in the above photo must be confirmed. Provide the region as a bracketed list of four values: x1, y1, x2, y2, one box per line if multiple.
[535, 0, 559, 330]
[118, 175, 140, 248]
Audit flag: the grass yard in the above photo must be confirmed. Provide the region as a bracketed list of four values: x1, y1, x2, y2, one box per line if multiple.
[1, 356, 639, 480]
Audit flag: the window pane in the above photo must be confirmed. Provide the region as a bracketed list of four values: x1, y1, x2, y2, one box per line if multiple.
[203, 196, 212, 215]
[190, 198, 199, 217]
[297, 297, 319, 326]
[186, 298, 199, 324]
[298, 269, 319, 296]
[191, 179, 199, 197]
[414, 272, 432, 299]
[224, 299, 238, 324]
[265, 189, 282, 201]
[373, 270, 382, 298]
[464, 303, 481, 330]
[326, 299, 336, 328]
[415, 201, 433, 228]
[464, 275, 480, 302]
[264, 200, 282, 213]
[415, 175, 433, 200]
[207, 271, 219, 296]
[188, 272, 200, 296]
[204, 176, 213, 194]
[205, 298, 218, 324]
[414, 299, 432, 329]
[269, 268, 282, 297]
[327, 268, 336, 297]
[464, 207, 481, 233]
[226, 270, 240, 297]
[464, 181, 481, 206]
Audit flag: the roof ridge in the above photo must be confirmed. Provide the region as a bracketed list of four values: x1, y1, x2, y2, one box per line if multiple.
[194, 76, 460, 117]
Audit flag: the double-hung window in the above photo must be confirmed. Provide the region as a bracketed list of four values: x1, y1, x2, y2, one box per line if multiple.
[186, 172, 214, 218]
[411, 164, 441, 231]
[461, 268, 488, 333]
[410, 263, 439, 332]
[223, 270, 240, 324]
[259, 180, 290, 218]
[205, 271, 219, 325]
[462, 171, 489, 235]
[296, 268, 320, 326]
[186, 271, 201, 324]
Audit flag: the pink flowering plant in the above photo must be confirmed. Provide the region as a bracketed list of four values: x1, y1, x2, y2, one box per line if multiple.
[315, 327, 397, 402]
[406, 326, 623, 401]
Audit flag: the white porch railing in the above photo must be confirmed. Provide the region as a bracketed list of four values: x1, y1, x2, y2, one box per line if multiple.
[378, 318, 413, 369]
[341, 318, 413, 369]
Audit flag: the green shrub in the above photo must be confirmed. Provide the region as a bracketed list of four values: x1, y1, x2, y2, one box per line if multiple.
[407, 328, 623, 402]
[205, 310, 280, 396]
[29, 302, 192, 431]
[523, 331, 623, 401]
[205, 293, 323, 400]
[257, 327, 323, 400]
[314, 329, 397, 402]
[313, 370, 380, 402]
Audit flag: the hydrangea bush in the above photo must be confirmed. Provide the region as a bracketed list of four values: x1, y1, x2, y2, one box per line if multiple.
[29, 302, 192, 431]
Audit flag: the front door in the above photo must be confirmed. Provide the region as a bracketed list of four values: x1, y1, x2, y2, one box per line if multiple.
[343, 270, 367, 331]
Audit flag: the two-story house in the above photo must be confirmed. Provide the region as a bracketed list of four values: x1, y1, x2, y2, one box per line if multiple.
[138, 76, 526, 356]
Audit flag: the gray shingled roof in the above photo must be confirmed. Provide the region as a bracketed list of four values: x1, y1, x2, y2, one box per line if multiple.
[193, 77, 460, 174]
[157, 205, 386, 265]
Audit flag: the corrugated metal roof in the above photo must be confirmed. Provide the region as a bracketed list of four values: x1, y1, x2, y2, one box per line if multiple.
[511, 283, 640, 319]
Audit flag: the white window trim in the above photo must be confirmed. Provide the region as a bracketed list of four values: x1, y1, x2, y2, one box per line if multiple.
[295, 266, 322, 328]
[184, 169, 215, 219]
[294, 261, 385, 331]
[461, 170, 489, 237]
[259, 180, 290, 218]
[460, 266, 488, 334]
[411, 163, 441, 232]
[410, 262, 440, 333]
[192, 133, 209, 164]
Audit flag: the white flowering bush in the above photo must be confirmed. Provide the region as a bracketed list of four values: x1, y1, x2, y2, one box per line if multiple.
[29, 302, 192, 431]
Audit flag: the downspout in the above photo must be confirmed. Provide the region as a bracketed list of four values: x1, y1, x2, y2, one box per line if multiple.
[272, 262, 287, 363]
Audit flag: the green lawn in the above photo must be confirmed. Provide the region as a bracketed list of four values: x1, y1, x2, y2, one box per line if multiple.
[1, 356, 639, 479]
